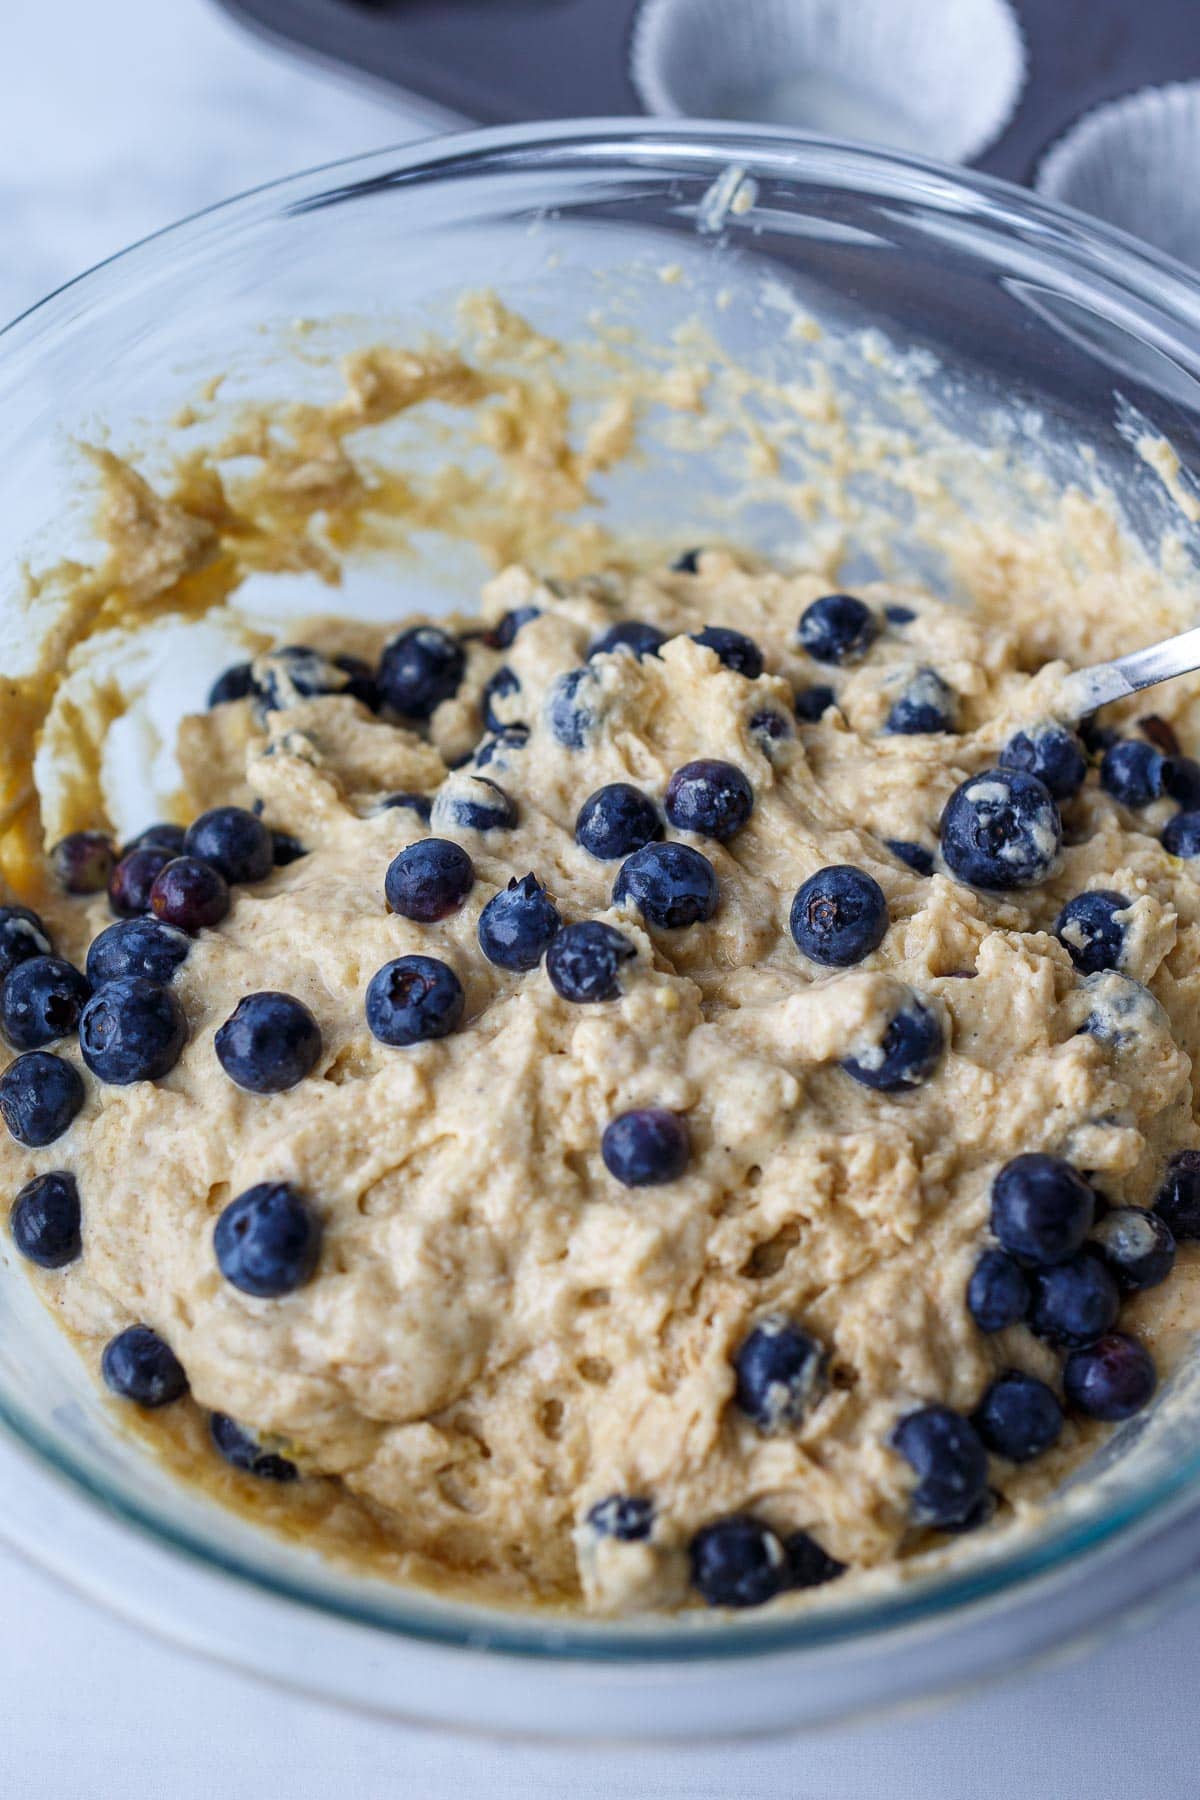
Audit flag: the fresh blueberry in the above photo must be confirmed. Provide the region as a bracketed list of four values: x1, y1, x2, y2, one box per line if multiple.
[790, 866, 888, 967]
[254, 644, 368, 711]
[365, 955, 464, 1046]
[671, 547, 703, 573]
[575, 784, 662, 861]
[939, 768, 1061, 890]
[999, 724, 1088, 800]
[378, 625, 465, 719]
[1093, 1207, 1176, 1291]
[691, 626, 764, 679]
[1063, 1332, 1157, 1420]
[481, 665, 522, 733]
[1155, 1149, 1200, 1239]
[588, 620, 667, 661]
[794, 684, 836, 722]
[884, 668, 957, 735]
[749, 709, 793, 747]
[79, 977, 187, 1084]
[477, 874, 561, 972]
[215, 992, 322, 1093]
[485, 605, 541, 649]
[271, 830, 307, 867]
[546, 666, 602, 748]
[967, 1249, 1030, 1333]
[183, 806, 273, 885]
[891, 1405, 989, 1529]
[1, 956, 90, 1050]
[1079, 716, 1120, 759]
[1053, 890, 1130, 975]
[0, 1052, 84, 1146]
[209, 1412, 298, 1481]
[1028, 1249, 1120, 1346]
[784, 1531, 846, 1588]
[797, 594, 877, 665]
[990, 1153, 1094, 1266]
[86, 918, 189, 987]
[149, 856, 230, 932]
[0, 907, 52, 982]
[9, 1171, 81, 1268]
[123, 822, 187, 857]
[214, 1180, 322, 1298]
[841, 992, 943, 1092]
[601, 1108, 690, 1187]
[689, 1515, 789, 1608]
[885, 839, 934, 876]
[1163, 755, 1200, 810]
[586, 1495, 654, 1541]
[51, 831, 115, 895]
[613, 842, 719, 929]
[108, 845, 174, 917]
[1162, 810, 1200, 857]
[376, 791, 434, 823]
[208, 661, 258, 708]
[664, 760, 753, 842]
[972, 1372, 1062, 1463]
[1100, 739, 1165, 808]
[472, 725, 529, 771]
[733, 1317, 827, 1431]
[884, 603, 916, 625]
[385, 839, 475, 922]
[430, 774, 517, 834]
[545, 920, 635, 1003]
[101, 1325, 188, 1407]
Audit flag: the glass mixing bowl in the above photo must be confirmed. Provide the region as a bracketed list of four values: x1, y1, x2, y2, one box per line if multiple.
[4, 121, 1200, 1740]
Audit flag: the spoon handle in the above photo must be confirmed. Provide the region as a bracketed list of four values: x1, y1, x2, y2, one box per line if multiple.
[1058, 624, 1200, 718]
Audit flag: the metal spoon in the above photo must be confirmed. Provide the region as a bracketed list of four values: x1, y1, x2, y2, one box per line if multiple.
[1057, 625, 1200, 718]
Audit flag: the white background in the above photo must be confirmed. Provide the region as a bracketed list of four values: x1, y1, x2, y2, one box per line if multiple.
[3, 4, 1200, 1795]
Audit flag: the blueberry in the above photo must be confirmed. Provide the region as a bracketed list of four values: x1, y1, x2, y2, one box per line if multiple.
[254, 644, 365, 711]
[1063, 1332, 1157, 1420]
[1054, 890, 1130, 975]
[671, 547, 703, 573]
[1100, 740, 1165, 808]
[588, 620, 667, 661]
[9, 1171, 81, 1268]
[0, 907, 52, 981]
[749, 710, 793, 747]
[795, 684, 836, 722]
[214, 1180, 322, 1298]
[123, 822, 187, 857]
[575, 784, 662, 861]
[891, 1405, 989, 1528]
[430, 775, 517, 834]
[790, 866, 888, 967]
[939, 768, 1061, 890]
[797, 594, 877, 665]
[79, 978, 187, 1084]
[841, 992, 942, 1092]
[472, 726, 529, 771]
[0, 1052, 84, 1146]
[689, 1515, 789, 1608]
[1163, 755, 1200, 810]
[365, 955, 464, 1046]
[884, 603, 916, 625]
[784, 1531, 846, 1588]
[664, 760, 753, 841]
[149, 857, 230, 932]
[1155, 1149, 1200, 1239]
[477, 874, 561, 973]
[101, 1325, 188, 1407]
[613, 842, 719, 929]
[51, 831, 115, 895]
[1079, 716, 1119, 759]
[484, 605, 541, 649]
[183, 807, 273, 884]
[884, 668, 957, 735]
[546, 920, 635, 1003]
[271, 830, 307, 867]
[1162, 810, 1200, 857]
[1093, 1206, 1176, 1291]
[108, 845, 174, 917]
[691, 626, 764, 679]
[972, 1372, 1063, 1462]
[85, 918, 190, 987]
[1, 956, 89, 1051]
[601, 1108, 690, 1187]
[546, 666, 602, 748]
[210, 1412, 298, 1481]
[1028, 1249, 1120, 1346]
[378, 625, 465, 719]
[990, 1153, 1094, 1266]
[885, 839, 934, 877]
[999, 724, 1088, 801]
[733, 1317, 827, 1431]
[215, 992, 322, 1093]
[208, 661, 258, 708]
[376, 791, 434, 823]
[385, 839, 475, 922]
[586, 1495, 654, 1541]
[481, 665, 522, 733]
[967, 1249, 1030, 1333]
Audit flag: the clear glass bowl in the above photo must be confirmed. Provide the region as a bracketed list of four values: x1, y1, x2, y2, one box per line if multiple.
[4, 121, 1200, 1739]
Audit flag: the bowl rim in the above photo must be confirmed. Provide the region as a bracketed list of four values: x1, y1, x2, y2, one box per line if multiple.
[5, 116, 1200, 1665]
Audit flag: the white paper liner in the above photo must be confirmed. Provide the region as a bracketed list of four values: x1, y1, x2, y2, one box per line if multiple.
[1037, 82, 1200, 270]
[630, 0, 1025, 164]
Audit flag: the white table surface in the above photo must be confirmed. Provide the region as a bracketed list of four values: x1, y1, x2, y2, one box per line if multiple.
[4, 4, 1200, 1795]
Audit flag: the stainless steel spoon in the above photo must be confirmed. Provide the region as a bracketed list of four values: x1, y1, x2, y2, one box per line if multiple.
[1058, 625, 1200, 717]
